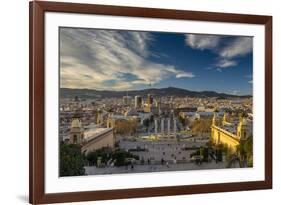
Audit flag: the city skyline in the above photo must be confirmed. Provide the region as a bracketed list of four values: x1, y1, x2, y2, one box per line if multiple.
[60, 28, 253, 95]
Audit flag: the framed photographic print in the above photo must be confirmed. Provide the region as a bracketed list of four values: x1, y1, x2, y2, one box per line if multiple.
[29, 1, 272, 204]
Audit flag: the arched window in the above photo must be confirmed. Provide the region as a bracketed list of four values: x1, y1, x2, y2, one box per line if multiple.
[73, 135, 78, 144]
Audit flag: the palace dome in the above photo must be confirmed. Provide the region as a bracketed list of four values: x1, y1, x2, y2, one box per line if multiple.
[71, 118, 82, 128]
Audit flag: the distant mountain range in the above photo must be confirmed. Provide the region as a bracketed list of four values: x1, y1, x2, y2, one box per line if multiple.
[60, 87, 252, 99]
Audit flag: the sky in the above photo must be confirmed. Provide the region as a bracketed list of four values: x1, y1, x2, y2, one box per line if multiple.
[60, 27, 253, 95]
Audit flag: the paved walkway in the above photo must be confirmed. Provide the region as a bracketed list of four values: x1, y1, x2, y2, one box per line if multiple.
[119, 140, 206, 162]
[85, 161, 229, 175]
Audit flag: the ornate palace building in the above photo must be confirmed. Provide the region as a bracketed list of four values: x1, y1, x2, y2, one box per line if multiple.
[65, 115, 115, 155]
[211, 113, 252, 150]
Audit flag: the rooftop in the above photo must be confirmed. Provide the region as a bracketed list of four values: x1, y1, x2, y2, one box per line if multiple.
[84, 123, 113, 142]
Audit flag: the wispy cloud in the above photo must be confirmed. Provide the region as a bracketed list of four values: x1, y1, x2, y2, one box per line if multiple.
[60, 28, 194, 90]
[185, 34, 220, 50]
[185, 34, 252, 70]
[219, 37, 253, 58]
[245, 74, 253, 84]
[216, 59, 238, 68]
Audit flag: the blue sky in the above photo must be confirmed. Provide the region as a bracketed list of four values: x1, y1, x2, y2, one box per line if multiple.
[60, 28, 253, 95]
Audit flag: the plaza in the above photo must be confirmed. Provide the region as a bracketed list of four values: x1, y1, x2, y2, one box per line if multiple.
[84, 139, 235, 175]
[85, 161, 227, 175]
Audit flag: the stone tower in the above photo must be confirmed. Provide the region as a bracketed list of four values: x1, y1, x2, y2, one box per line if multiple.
[69, 118, 84, 144]
[237, 118, 248, 139]
[222, 113, 227, 125]
[107, 118, 116, 128]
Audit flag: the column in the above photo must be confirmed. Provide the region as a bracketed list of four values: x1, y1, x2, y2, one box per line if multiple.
[161, 118, 164, 133]
[155, 119, 158, 134]
[173, 119, 177, 134]
[167, 118, 170, 134]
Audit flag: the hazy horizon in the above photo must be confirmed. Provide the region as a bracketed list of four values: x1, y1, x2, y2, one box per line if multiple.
[60, 86, 252, 96]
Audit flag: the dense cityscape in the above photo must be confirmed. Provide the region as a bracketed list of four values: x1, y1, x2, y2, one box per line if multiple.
[59, 28, 253, 177]
[59, 88, 253, 176]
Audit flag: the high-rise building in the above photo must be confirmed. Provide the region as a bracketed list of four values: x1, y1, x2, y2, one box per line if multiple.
[147, 94, 153, 105]
[135, 95, 142, 108]
[123, 96, 131, 105]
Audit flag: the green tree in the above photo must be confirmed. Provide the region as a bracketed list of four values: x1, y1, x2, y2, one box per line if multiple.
[60, 143, 86, 176]
[116, 119, 138, 135]
[86, 147, 112, 165]
[178, 115, 186, 126]
[86, 148, 138, 167]
[237, 136, 253, 167]
[190, 119, 212, 135]
[112, 149, 127, 166]
[224, 136, 253, 168]
[142, 119, 150, 127]
[86, 151, 98, 166]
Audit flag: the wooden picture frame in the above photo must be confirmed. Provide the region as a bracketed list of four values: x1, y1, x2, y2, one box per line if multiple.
[29, 1, 272, 204]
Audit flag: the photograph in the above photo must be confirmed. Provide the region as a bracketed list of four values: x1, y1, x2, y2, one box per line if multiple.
[59, 27, 253, 177]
